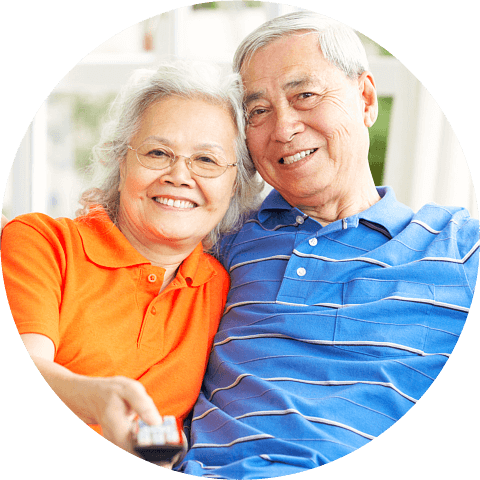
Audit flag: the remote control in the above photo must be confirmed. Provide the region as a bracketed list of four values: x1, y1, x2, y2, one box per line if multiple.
[133, 416, 184, 463]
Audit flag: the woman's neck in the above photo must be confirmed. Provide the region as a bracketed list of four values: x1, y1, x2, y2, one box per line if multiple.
[117, 222, 198, 292]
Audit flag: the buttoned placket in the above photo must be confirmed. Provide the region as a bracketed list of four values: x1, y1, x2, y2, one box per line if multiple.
[276, 213, 347, 304]
[293, 213, 321, 283]
[136, 267, 184, 349]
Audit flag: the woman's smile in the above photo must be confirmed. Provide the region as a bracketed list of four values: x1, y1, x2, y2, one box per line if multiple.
[153, 196, 197, 209]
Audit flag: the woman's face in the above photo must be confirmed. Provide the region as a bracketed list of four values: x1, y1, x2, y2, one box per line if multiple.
[118, 96, 237, 251]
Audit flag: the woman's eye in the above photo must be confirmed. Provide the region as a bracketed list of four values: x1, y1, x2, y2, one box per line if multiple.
[197, 155, 217, 165]
[150, 149, 165, 156]
[148, 148, 168, 158]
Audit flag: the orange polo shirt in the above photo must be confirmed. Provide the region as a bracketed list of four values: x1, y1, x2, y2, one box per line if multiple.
[1, 208, 229, 428]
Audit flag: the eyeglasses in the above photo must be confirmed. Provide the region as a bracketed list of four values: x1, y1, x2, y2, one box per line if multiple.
[128, 142, 237, 178]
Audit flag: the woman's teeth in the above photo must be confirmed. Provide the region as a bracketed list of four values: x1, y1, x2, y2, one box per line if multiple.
[154, 197, 196, 209]
[282, 149, 316, 165]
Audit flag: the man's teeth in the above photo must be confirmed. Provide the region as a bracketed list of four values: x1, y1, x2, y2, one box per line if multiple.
[154, 197, 196, 209]
[282, 149, 316, 165]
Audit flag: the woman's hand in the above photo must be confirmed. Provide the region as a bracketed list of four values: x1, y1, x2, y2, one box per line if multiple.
[21, 333, 162, 455]
[92, 378, 187, 467]
[84, 375, 163, 454]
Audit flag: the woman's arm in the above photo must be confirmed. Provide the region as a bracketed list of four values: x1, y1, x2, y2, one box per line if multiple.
[21, 333, 163, 454]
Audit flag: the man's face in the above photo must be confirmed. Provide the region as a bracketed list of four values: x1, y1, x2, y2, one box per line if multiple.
[241, 32, 377, 209]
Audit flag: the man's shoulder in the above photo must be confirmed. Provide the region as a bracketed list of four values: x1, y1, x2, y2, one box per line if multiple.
[216, 208, 262, 265]
[415, 201, 476, 220]
[402, 203, 479, 291]
[411, 202, 479, 238]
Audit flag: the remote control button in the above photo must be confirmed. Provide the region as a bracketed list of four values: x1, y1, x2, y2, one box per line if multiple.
[163, 416, 175, 425]
[151, 431, 166, 444]
[166, 427, 180, 443]
[137, 429, 151, 446]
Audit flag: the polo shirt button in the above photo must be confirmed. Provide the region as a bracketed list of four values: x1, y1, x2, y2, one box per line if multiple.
[297, 267, 306, 277]
[296, 215, 305, 225]
[151, 306, 157, 315]
[309, 238, 318, 246]
[148, 274, 157, 283]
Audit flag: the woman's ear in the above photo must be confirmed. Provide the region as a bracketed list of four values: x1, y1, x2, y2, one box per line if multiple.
[231, 178, 238, 198]
[118, 159, 127, 192]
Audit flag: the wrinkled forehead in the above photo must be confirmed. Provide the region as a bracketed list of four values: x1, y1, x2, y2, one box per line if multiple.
[239, 30, 320, 74]
[240, 33, 331, 90]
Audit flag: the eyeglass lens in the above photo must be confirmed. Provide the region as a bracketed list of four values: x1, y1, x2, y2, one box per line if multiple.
[136, 143, 229, 177]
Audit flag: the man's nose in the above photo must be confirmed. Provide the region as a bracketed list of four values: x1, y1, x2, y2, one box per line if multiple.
[270, 106, 304, 143]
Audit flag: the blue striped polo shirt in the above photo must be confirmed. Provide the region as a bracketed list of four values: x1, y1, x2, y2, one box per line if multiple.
[178, 187, 479, 479]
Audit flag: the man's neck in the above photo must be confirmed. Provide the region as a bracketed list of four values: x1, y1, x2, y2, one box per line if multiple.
[293, 184, 381, 227]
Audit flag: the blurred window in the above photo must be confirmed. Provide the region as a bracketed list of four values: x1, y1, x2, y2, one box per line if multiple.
[4, 3, 398, 220]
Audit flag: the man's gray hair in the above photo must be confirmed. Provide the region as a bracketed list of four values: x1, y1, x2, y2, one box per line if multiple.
[233, 11, 369, 79]
[78, 60, 263, 249]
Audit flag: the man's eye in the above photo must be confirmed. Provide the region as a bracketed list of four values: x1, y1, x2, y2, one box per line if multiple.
[294, 93, 321, 110]
[247, 107, 268, 125]
[249, 107, 266, 117]
[298, 92, 315, 100]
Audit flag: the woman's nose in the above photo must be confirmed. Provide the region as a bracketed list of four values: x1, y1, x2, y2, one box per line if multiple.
[159, 156, 196, 188]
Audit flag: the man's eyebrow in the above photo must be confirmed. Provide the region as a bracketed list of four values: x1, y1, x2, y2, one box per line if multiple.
[244, 76, 321, 105]
[282, 75, 320, 91]
[244, 91, 265, 106]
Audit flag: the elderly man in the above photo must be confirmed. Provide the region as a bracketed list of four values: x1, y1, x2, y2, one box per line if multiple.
[177, 11, 479, 478]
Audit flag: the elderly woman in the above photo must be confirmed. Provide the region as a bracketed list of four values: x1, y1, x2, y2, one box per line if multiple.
[1, 61, 263, 456]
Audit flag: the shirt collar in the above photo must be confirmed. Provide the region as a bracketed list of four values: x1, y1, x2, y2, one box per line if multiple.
[177, 243, 217, 287]
[75, 207, 149, 268]
[358, 187, 413, 238]
[258, 186, 413, 238]
[75, 207, 216, 286]
[258, 189, 297, 224]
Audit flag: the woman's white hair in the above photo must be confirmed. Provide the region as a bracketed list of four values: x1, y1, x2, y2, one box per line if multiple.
[233, 11, 369, 79]
[78, 60, 263, 249]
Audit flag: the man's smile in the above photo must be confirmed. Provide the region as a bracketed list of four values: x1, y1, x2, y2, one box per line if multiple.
[280, 148, 318, 165]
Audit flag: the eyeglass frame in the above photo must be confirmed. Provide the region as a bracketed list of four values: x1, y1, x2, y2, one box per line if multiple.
[127, 142, 238, 179]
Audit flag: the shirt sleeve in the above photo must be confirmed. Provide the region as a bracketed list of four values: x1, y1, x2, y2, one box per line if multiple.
[208, 257, 230, 335]
[456, 215, 479, 296]
[1, 217, 65, 352]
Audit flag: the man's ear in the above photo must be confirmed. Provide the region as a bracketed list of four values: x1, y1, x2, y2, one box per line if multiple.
[358, 71, 378, 128]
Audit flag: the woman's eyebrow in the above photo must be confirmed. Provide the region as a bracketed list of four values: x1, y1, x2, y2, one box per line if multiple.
[142, 135, 171, 144]
[195, 143, 227, 153]
[141, 136, 227, 154]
